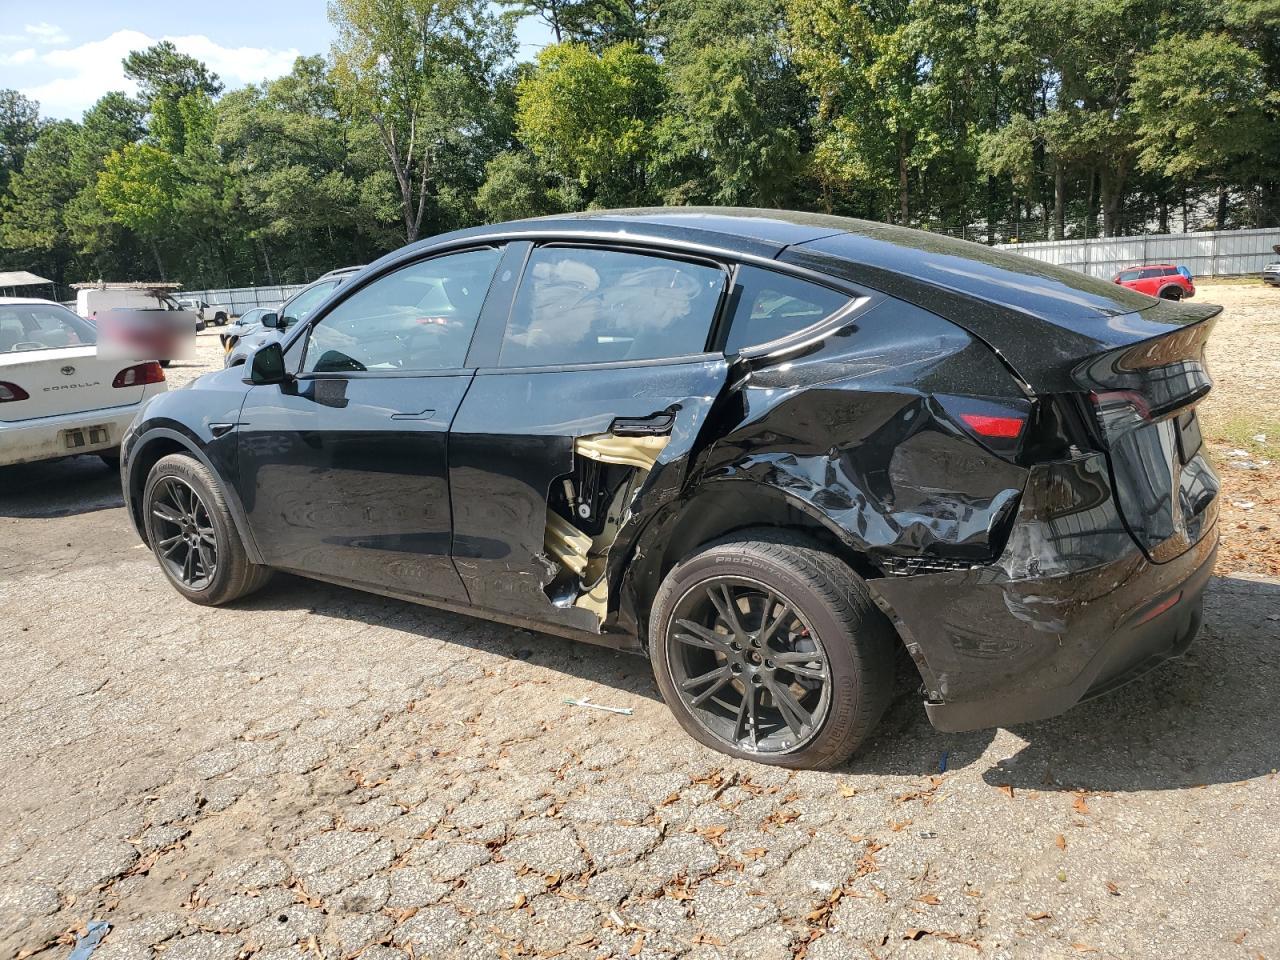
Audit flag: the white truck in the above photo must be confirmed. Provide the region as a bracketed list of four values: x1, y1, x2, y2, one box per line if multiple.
[177, 296, 233, 326]
[73, 283, 205, 332]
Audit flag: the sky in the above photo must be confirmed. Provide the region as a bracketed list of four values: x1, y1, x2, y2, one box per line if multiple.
[0, 0, 554, 120]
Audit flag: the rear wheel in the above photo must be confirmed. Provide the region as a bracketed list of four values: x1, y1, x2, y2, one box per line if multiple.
[649, 529, 896, 769]
[215, 312, 228, 325]
[1160, 286, 1183, 300]
[143, 453, 272, 605]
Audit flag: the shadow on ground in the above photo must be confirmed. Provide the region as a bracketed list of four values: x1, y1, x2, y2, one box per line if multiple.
[0, 454, 122, 518]
[228, 569, 1280, 793]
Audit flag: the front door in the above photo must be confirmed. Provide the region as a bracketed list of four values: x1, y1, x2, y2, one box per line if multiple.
[449, 243, 733, 633]
[235, 246, 505, 601]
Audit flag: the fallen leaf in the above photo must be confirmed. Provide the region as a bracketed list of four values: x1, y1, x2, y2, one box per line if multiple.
[512, 893, 527, 909]
[1072, 943, 1099, 953]
[838, 783, 859, 798]
[1072, 792, 1090, 814]
[1028, 911, 1052, 921]
[629, 934, 645, 956]
[904, 928, 929, 941]
[1055, 834, 1067, 850]
[660, 792, 681, 806]
[1105, 880, 1119, 896]
[889, 818, 913, 832]
[742, 847, 768, 861]
[997, 784, 1014, 799]
[1233, 930, 1248, 945]
[699, 825, 728, 841]
[914, 894, 941, 906]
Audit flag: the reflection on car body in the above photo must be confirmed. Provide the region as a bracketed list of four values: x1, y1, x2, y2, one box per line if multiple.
[120, 209, 1221, 768]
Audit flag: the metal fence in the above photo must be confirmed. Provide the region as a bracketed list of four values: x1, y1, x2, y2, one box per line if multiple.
[178, 283, 308, 317]
[994, 227, 1280, 279]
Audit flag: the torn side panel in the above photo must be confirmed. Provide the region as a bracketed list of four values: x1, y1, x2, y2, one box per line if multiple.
[542, 431, 671, 624]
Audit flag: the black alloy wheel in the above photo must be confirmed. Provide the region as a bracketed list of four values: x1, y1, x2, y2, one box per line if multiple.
[667, 576, 832, 754]
[149, 476, 218, 589]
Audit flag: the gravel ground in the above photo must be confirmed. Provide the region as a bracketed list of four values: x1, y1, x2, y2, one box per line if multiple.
[1, 307, 1278, 960]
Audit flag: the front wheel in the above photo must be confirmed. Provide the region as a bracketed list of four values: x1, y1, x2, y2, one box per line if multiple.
[649, 529, 896, 769]
[143, 453, 272, 605]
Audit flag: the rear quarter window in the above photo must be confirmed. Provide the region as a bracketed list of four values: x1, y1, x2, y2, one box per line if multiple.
[723, 266, 850, 353]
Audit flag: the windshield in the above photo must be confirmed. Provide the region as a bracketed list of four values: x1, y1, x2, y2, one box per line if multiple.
[0, 303, 97, 352]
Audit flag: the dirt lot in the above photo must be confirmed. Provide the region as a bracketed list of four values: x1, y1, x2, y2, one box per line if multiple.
[1, 289, 1278, 960]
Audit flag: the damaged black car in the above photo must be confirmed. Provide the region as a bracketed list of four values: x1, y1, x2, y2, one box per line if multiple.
[120, 209, 1220, 768]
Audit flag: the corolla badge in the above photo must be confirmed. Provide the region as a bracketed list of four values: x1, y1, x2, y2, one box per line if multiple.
[61, 365, 76, 376]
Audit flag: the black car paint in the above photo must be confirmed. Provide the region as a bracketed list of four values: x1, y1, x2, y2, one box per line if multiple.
[121, 208, 1221, 732]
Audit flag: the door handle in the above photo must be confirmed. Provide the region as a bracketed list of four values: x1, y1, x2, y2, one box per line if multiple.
[609, 413, 675, 436]
[390, 408, 437, 421]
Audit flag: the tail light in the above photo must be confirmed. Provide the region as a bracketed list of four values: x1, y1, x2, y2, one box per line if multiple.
[113, 362, 165, 388]
[0, 381, 29, 402]
[936, 395, 1030, 458]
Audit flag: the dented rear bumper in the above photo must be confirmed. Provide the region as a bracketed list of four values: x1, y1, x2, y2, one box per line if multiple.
[870, 452, 1219, 732]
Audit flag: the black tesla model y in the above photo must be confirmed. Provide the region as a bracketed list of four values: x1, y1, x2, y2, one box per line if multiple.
[121, 208, 1220, 768]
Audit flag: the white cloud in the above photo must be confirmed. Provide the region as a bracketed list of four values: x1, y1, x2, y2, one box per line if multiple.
[25, 22, 70, 45]
[19, 29, 301, 119]
[0, 48, 36, 66]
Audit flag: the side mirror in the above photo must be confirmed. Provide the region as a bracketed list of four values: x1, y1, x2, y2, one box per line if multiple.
[260, 312, 281, 329]
[249, 341, 288, 385]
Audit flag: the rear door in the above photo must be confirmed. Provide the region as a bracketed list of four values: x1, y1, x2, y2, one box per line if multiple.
[448, 243, 733, 634]
[234, 246, 508, 601]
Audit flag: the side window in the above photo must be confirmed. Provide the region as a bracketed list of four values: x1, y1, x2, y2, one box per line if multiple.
[498, 247, 725, 367]
[1117, 270, 1140, 282]
[302, 248, 501, 374]
[723, 266, 851, 353]
[281, 281, 339, 328]
[1139, 267, 1162, 279]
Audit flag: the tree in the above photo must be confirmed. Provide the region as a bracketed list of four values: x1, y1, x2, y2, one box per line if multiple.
[0, 121, 80, 284]
[0, 90, 43, 194]
[329, 0, 516, 242]
[652, 0, 803, 206]
[516, 42, 662, 205]
[476, 149, 564, 220]
[1132, 33, 1271, 227]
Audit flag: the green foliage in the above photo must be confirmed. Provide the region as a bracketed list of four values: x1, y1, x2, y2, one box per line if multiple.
[4, 0, 1280, 292]
[516, 42, 662, 204]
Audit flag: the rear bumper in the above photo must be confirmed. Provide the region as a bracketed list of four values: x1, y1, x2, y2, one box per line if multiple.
[871, 452, 1219, 732]
[0, 403, 145, 467]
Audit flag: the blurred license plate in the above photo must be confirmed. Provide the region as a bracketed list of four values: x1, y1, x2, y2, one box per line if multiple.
[62, 424, 110, 449]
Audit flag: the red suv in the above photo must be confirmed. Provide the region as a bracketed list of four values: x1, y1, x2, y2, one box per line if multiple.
[1113, 264, 1195, 300]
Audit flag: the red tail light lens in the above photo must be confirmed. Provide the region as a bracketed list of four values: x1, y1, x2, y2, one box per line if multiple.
[959, 413, 1026, 439]
[112, 362, 166, 388]
[0, 381, 29, 402]
[936, 395, 1030, 458]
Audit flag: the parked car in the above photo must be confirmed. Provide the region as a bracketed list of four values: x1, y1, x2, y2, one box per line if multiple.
[1112, 263, 1195, 300]
[120, 209, 1220, 768]
[1262, 261, 1280, 286]
[0, 297, 167, 468]
[178, 297, 233, 326]
[222, 267, 362, 367]
[218, 307, 277, 349]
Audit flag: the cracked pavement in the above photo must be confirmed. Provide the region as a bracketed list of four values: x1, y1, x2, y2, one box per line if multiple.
[0, 326, 1278, 960]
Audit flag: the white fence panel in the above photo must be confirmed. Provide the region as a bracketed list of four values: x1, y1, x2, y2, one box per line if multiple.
[998, 228, 1280, 278]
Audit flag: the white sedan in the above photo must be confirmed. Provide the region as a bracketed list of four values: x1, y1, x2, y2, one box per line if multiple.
[0, 297, 168, 468]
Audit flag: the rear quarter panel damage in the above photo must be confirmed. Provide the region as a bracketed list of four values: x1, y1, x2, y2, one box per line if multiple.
[610, 298, 1034, 637]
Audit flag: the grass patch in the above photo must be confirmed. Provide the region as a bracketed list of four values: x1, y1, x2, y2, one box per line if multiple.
[1200, 411, 1280, 461]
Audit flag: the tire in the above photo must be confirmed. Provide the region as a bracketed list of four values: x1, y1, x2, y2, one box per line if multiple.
[1160, 286, 1183, 301]
[142, 452, 272, 605]
[649, 528, 896, 769]
[159, 360, 172, 368]
[215, 312, 228, 325]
